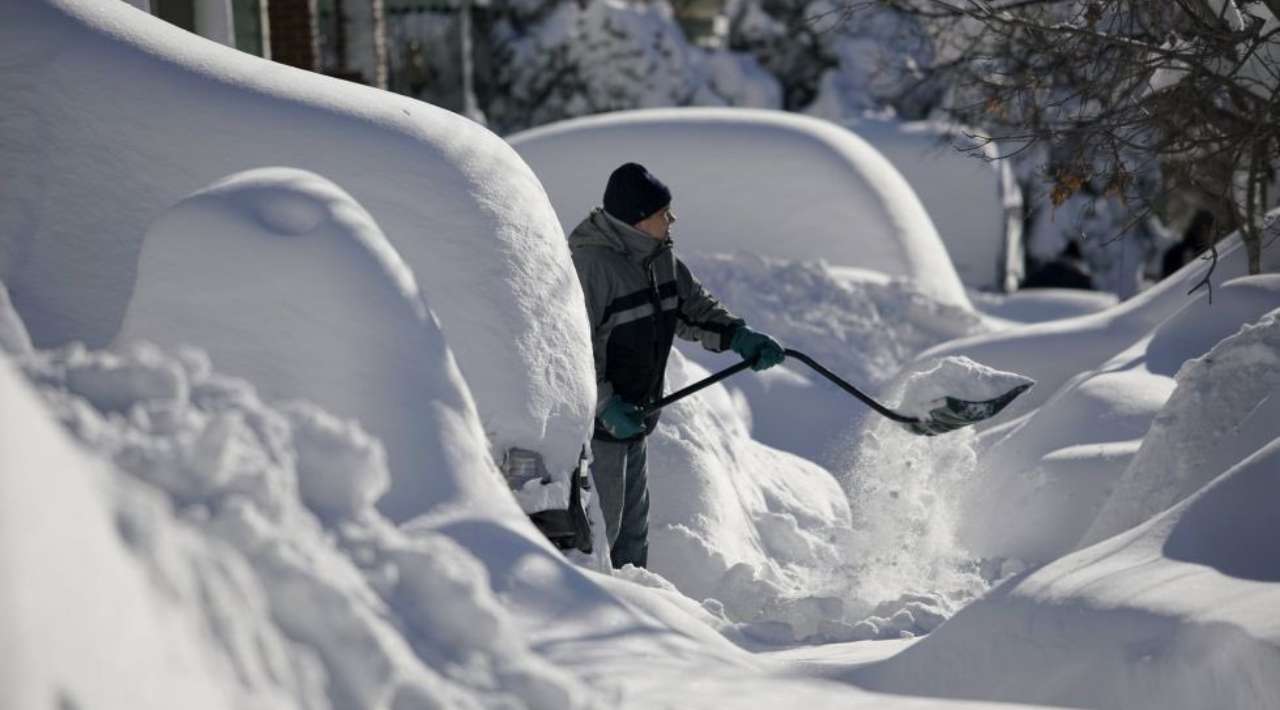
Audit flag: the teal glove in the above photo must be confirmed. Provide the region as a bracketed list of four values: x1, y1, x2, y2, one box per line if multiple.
[730, 326, 785, 371]
[599, 395, 645, 439]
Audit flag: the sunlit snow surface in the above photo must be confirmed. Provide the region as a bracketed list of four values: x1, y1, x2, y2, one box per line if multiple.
[2, 0, 1280, 708]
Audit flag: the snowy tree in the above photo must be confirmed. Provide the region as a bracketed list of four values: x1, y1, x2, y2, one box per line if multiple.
[726, 0, 937, 116]
[479, 0, 782, 134]
[482, 0, 695, 133]
[862, 0, 1280, 277]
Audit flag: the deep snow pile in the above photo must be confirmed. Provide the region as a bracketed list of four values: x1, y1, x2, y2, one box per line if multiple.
[1082, 288, 1280, 546]
[967, 286, 1118, 324]
[850, 309, 1280, 709]
[0, 0, 595, 482]
[952, 266, 1280, 568]
[646, 350, 857, 642]
[915, 220, 1280, 425]
[508, 107, 971, 310]
[3, 344, 593, 710]
[646, 348, 1013, 644]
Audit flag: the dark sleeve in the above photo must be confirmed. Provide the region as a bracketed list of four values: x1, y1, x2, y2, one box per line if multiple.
[674, 258, 743, 352]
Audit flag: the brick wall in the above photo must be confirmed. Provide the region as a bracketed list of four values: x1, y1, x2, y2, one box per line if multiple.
[268, 0, 319, 71]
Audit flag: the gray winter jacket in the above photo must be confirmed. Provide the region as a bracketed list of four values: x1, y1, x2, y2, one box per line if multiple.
[568, 208, 743, 441]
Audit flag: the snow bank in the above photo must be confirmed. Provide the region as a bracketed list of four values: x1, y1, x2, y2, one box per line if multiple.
[0, 357, 263, 710]
[1083, 297, 1280, 545]
[914, 216, 1280, 423]
[0, 0, 593, 479]
[851, 320, 1280, 709]
[113, 168, 503, 521]
[646, 350, 856, 641]
[8, 338, 600, 710]
[508, 107, 971, 310]
[960, 275, 1280, 565]
[637, 347, 992, 643]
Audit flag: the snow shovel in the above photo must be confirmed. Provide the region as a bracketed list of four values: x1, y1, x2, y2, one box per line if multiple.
[640, 348, 1031, 436]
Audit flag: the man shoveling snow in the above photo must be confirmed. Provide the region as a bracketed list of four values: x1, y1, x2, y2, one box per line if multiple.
[566, 164, 1035, 569]
[569, 162, 786, 569]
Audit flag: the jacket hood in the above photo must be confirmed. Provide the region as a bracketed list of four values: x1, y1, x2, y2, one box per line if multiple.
[568, 208, 667, 265]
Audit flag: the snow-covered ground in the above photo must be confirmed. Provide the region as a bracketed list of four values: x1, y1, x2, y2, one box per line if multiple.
[3, 2, 1279, 709]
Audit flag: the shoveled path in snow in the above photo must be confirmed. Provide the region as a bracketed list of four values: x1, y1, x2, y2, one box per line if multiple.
[451, 520, 1058, 710]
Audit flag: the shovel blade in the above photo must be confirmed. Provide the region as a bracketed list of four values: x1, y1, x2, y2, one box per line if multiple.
[904, 382, 1033, 436]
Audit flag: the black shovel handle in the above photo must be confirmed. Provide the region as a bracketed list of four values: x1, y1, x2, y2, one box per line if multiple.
[641, 348, 920, 425]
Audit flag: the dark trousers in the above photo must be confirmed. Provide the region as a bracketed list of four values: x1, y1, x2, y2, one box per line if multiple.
[590, 436, 649, 569]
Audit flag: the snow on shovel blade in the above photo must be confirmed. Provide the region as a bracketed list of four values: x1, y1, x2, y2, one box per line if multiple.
[904, 382, 1033, 436]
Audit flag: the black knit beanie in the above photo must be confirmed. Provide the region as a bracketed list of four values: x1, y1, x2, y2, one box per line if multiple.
[603, 162, 672, 225]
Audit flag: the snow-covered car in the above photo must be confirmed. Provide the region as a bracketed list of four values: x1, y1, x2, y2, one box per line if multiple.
[841, 119, 1024, 293]
[507, 107, 972, 311]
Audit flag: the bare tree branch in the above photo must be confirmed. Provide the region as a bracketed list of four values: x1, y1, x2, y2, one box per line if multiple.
[860, 0, 1280, 276]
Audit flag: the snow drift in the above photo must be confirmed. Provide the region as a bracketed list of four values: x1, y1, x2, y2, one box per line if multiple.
[915, 222, 1280, 423]
[507, 108, 971, 310]
[930, 221, 1280, 568]
[0, 0, 594, 479]
[851, 310, 1280, 709]
[2, 341, 598, 710]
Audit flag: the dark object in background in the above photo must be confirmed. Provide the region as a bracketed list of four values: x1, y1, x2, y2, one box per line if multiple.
[1023, 241, 1094, 290]
[1162, 209, 1215, 279]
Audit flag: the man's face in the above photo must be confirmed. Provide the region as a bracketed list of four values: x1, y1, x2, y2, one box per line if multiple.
[635, 205, 676, 241]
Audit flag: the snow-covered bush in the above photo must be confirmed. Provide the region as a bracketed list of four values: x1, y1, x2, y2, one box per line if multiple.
[1026, 187, 1168, 299]
[727, 0, 936, 116]
[483, 0, 780, 134]
[485, 0, 702, 134]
